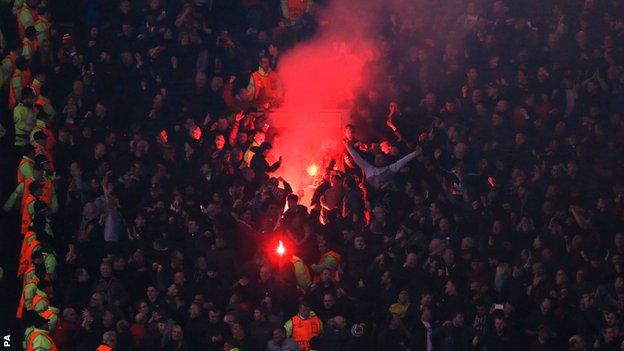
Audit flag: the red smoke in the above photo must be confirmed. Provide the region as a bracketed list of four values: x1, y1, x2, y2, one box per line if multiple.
[268, 0, 478, 202]
[270, 2, 376, 203]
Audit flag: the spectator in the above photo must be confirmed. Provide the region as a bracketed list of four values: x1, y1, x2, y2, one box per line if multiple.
[96, 330, 117, 351]
[377, 315, 409, 350]
[267, 327, 299, 351]
[248, 307, 274, 350]
[92, 261, 128, 308]
[284, 301, 322, 351]
[320, 315, 350, 351]
[3, 0, 624, 351]
[434, 311, 478, 351]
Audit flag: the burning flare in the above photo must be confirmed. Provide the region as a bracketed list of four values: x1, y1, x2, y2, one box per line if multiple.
[276, 240, 286, 256]
[306, 163, 319, 177]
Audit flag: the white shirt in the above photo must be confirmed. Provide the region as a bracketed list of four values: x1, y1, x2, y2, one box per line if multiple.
[346, 144, 417, 182]
[423, 321, 433, 351]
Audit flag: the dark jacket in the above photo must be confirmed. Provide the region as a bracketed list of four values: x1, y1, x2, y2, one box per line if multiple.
[409, 321, 434, 351]
[321, 326, 351, 351]
[250, 152, 280, 181]
[377, 326, 409, 351]
[433, 325, 475, 351]
[483, 329, 520, 351]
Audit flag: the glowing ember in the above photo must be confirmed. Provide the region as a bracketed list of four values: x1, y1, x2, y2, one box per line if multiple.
[276, 240, 286, 256]
[307, 163, 319, 177]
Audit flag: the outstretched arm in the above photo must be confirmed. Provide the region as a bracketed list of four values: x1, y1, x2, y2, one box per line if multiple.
[387, 151, 417, 173]
[267, 157, 282, 173]
[223, 76, 241, 112]
[281, 178, 293, 195]
[346, 143, 374, 176]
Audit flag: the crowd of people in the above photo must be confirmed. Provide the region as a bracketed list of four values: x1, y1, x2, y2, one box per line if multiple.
[1, 0, 624, 350]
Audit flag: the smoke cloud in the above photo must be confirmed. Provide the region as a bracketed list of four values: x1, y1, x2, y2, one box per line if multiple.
[270, 0, 471, 201]
[269, 0, 380, 201]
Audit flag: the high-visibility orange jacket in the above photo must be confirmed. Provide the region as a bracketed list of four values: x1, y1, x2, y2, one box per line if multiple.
[34, 16, 51, 42]
[9, 68, 32, 108]
[282, 0, 310, 22]
[31, 293, 49, 312]
[40, 308, 54, 320]
[35, 144, 54, 171]
[2, 51, 18, 72]
[17, 275, 39, 318]
[40, 307, 59, 335]
[26, 328, 57, 351]
[18, 231, 39, 276]
[312, 250, 341, 272]
[311, 250, 342, 283]
[1, 52, 19, 87]
[285, 313, 322, 351]
[4, 177, 56, 232]
[31, 78, 42, 96]
[23, 265, 37, 282]
[34, 96, 56, 119]
[20, 231, 36, 263]
[20, 193, 37, 234]
[31, 120, 56, 151]
[22, 36, 38, 60]
[17, 156, 34, 184]
[17, 283, 49, 319]
[17, 4, 38, 41]
[249, 68, 280, 105]
[23, 178, 54, 206]
[291, 256, 311, 292]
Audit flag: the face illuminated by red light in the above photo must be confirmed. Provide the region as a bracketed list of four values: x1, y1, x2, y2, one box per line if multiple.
[344, 126, 354, 141]
[380, 141, 392, 154]
[253, 131, 265, 145]
[325, 172, 339, 185]
[268, 44, 278, 56]
[260, 57, 271, 72]
[215, 135, 225, 150]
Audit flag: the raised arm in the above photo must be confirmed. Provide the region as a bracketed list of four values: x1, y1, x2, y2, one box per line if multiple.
[223, 76, 240, 112]
[228, 112, 244, 146]
[281, 178, 293, 195]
